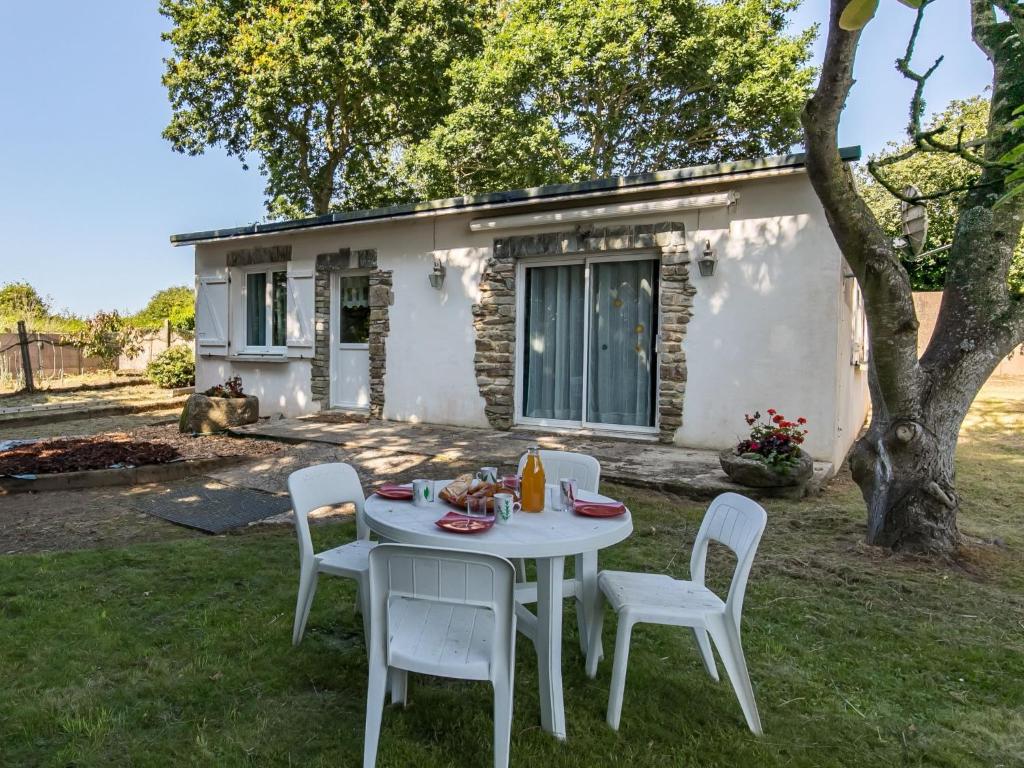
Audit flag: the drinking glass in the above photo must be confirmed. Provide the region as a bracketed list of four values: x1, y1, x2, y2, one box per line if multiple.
[546, 484, 562, 511]
[465, 496, 490, 518]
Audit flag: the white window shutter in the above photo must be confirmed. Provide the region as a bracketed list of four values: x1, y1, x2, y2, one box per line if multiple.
[286, 270, 315, 352]
[196, 276, 229, 355]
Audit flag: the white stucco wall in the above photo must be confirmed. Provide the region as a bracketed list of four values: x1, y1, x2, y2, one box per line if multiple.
[191, 169, 868, 462]
[674, 174, 864, 462]
[194, 217, 495, 424]
[833, 271, 871, 467]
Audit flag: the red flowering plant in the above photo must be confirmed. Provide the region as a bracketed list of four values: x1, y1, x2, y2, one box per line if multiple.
[203, 376, 246, 398]
[735, 409, 809, 471]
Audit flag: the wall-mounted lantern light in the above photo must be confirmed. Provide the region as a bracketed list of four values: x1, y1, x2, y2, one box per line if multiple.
[428, 256, 446, 290]
[697, 240, 717, 277]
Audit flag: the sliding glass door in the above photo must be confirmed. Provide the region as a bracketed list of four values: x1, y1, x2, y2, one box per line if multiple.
[520, 256, 658, 431]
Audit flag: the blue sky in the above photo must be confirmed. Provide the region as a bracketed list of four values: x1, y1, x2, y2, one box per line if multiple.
[0, 1, 991, 316]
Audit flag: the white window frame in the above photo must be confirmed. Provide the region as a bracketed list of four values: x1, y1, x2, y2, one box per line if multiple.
[331, 269, 372, 351]
[513, 251, 661, 436]
[239, 264, 289, 356]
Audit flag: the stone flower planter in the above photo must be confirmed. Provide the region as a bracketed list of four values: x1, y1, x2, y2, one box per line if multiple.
[180, 393, 259, 434]
[718, 448, 813, 488]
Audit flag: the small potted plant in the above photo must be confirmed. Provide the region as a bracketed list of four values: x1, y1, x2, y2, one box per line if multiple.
[180, 376, 259, 434]
[719, 409, 813, 488]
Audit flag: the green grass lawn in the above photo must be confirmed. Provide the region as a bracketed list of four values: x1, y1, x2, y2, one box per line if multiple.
[2, 383, 1023, 767]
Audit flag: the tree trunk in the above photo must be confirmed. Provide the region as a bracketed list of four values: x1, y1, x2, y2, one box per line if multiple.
[850, 404, 961, 554]
[801, 0, 1024, 557]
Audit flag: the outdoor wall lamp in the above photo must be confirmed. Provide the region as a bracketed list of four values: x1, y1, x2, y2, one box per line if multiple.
[697, 240, 717, 277]
[428, 256, 447, 290]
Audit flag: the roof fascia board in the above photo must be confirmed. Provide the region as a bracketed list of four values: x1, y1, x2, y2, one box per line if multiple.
[171, 146, 861, 246]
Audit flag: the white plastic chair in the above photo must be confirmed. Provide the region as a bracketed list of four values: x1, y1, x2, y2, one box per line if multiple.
[363, 544, 517, 768]
[287, 463, 375, 647]
[586, 492, 767, 734]
[515, 450, 602, 653]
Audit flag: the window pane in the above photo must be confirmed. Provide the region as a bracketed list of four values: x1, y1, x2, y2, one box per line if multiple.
[587, 260, 657, 427]
[339, 275, 370, 344]
[522, 264, 585, 421]
[271, 271, 287, 347]
[246, 272, 266, 346]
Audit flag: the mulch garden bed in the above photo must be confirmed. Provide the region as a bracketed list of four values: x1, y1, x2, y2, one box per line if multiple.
[0, 425, 281, 477]
[0, 437, 179, 475]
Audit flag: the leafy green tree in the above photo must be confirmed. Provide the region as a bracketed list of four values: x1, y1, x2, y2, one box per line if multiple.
[161, 0, 492, 216]
[0, 282, 50, 320]
[856, 97, 1024, 292]
[67, 311, 144, 371]
[404, 0, 816, 198]
[802, 0, 1024, 554]
[133, 286, 196, 333]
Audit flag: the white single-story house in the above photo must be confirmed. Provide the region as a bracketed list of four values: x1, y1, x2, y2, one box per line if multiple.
[171, 148, 869, 468]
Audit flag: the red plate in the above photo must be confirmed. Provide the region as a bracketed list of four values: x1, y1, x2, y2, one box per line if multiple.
[376, 485, 414, 500]
[435, 511, 495, 534]
[574, 501, 627, 518]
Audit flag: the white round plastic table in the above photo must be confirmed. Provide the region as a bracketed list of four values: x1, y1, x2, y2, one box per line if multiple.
[364, 482, 633, 740]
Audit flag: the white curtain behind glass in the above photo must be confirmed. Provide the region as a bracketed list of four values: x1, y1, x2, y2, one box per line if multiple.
[246, 272, 266, 346]
[587, 260, 656, 426]
[523, 264, 585, 421]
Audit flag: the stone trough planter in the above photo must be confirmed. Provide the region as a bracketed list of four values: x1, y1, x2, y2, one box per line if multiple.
[180, 394, 259, 434]
[718, 448, 814, 489]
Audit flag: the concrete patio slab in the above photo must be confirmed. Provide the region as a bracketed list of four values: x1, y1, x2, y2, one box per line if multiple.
[228, 416, 833, 500]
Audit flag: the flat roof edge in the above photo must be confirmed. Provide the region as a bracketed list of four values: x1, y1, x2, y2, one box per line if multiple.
[171, 145, 861, 246]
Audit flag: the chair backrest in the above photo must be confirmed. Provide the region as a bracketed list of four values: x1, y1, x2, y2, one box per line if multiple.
[689, 493, 767, 628]
[367, 544, 516, 681]
[287, 463, 368, 565]
[516, 450, 601, 493]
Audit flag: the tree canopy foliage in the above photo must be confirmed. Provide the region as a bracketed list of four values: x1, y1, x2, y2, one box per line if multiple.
[161, 0, 492, 216]
[0, 282, 50, 320]
[405, 0, 815, 198]
[856, 96, 1024, 292]
[132, 286, 196, 333]
[162, 0, 815, 214]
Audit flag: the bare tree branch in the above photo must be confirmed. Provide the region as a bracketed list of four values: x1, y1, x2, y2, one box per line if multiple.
[802, 0, 924, 418]
[895, 0, 943, 142]
[865, 159, 998, 203]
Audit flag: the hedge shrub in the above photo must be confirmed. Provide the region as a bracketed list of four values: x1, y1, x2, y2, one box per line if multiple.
[146, 345, 195, 389]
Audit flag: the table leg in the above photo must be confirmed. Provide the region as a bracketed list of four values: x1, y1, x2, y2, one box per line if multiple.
[575, 550, 598, 657]
[535, 555, 567, 740]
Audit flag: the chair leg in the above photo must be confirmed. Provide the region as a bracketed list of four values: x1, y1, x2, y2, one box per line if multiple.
[358, 577, 372, 653]
[575, 551, 598, 656]
[585, 587, 606, 680]
[515, 558, 528, 583]
[606, 615, 635, 731]
[492, 669, 514, 768]
[709, 620, 762, 735]
[293, 569, 318, 646]
[363, 659, 389, 767]
[390, 669, 409, 708]
[692, 628, 719, 682]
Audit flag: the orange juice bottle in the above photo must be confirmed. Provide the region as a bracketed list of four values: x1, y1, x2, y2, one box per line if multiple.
[520, 447, 546, 512]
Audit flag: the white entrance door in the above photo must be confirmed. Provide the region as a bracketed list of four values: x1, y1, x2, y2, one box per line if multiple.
[330, 273, 370, 409]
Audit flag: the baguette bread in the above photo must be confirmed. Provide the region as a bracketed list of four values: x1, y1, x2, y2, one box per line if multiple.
[439, 474, 516, 512]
